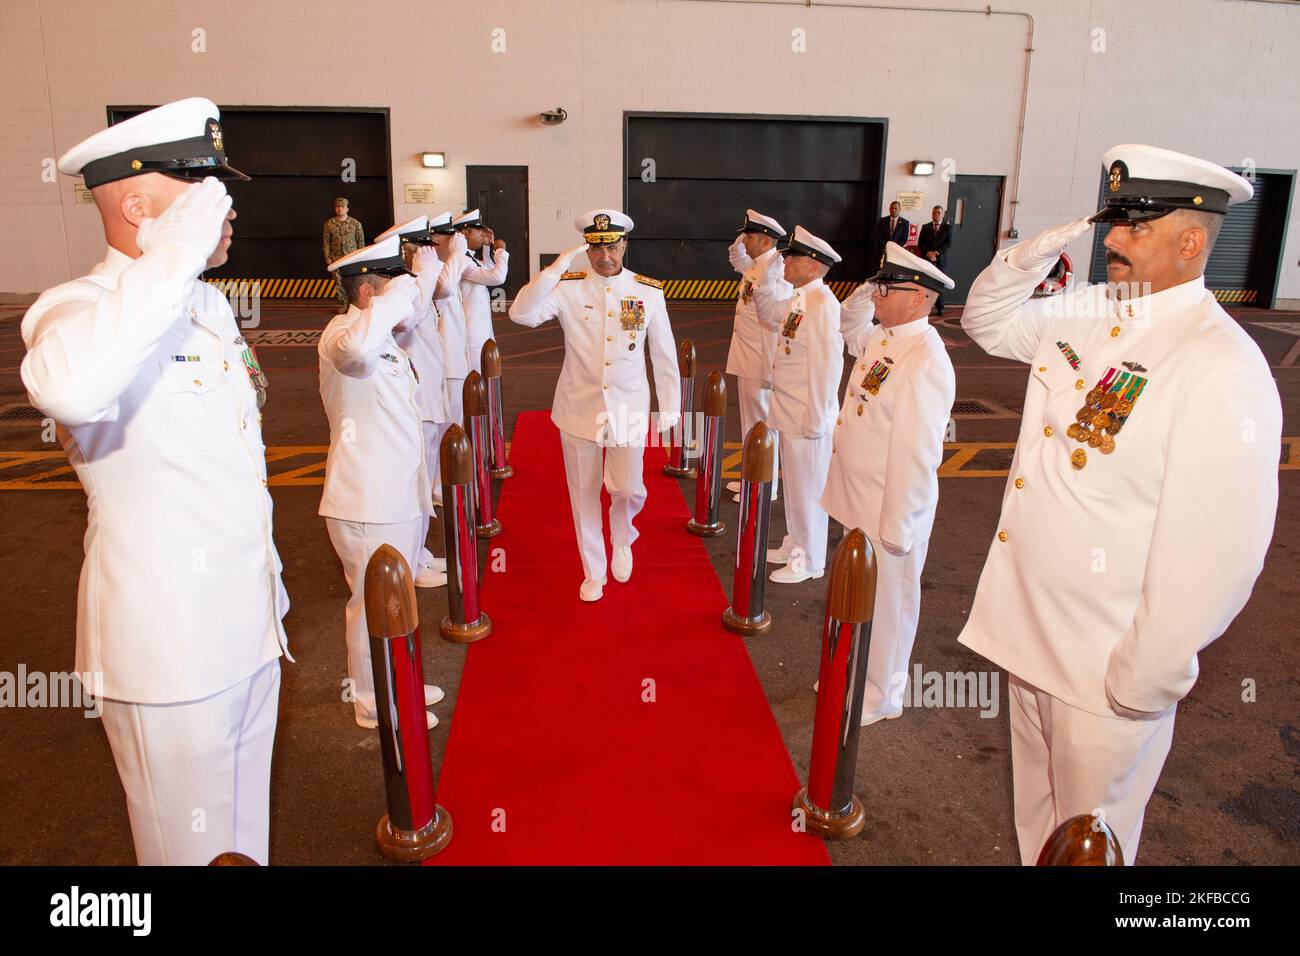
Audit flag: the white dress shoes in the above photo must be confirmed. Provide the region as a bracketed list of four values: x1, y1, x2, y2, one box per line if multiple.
[580, 577, 606, 602]
[769, 564, 825, 584]
[611, 546, 633, 583]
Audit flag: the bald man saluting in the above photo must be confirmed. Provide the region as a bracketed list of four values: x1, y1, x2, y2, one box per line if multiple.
[21, 98, 291, 865]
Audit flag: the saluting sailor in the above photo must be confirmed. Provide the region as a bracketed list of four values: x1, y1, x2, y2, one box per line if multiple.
[821, 242, 956, 725]
[20, 97, 290, 865]
[453, 208, 510, 374]
[429, 212, 472, 436]
[320, 236, 445, 730]
[372, 215, 451, 589]
[725, 209, 792, 503]
[958, 145, 1282, 864]
[509, 209, 679, 601]
[753, 226, 845, 584]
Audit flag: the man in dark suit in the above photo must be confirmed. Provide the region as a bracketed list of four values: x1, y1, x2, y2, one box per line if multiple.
[874, 201, 909, 270]
[917, 205, 953, 314]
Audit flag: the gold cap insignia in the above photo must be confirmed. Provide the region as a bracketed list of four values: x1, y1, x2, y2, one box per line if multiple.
[594, 213, 611, 231]
[209, 122, 223, 152]
[1108, 161, 1125, 193]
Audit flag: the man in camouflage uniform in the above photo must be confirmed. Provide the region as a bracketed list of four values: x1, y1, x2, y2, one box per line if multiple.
[323, 197, 365, 309]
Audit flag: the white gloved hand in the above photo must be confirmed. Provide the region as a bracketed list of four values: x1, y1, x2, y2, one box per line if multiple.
[730, 233, 747, 255]
[137, 177, 232, 262]
[450, 231, 468, 256]
[658, 410, 680, 435]
[411, 245, 440, 276]
[376, 273, 421, 311]
[1006, 217, 1093, 272]
[545, 243, 591, 276]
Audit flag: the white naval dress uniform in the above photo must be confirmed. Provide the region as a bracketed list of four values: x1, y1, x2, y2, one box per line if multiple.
[434, 251, 472, 433]
[460, 246, 510, 374]
[727, 240, 791, 499]
[509, 266, 679, 582]
[959, 251, 1282, 864]
[319, 295, 431, 722]
[755, 276, 844, 572]
[393, 258, 450, 568]
[21, 245, 291, 865]
[822, 305, 954, 719]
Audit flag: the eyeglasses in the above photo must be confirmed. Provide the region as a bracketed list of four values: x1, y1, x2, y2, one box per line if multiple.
[873, 282, 923, 298]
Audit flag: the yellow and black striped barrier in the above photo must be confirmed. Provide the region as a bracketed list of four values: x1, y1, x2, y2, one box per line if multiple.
[3, 438, 1297, 491]
[1213, 289, 1259, 304]
[204, 278, 337, 298]
[661, 279, 861, 301]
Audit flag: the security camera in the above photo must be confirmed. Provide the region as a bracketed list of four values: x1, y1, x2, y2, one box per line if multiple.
[539, 107, 568, 126]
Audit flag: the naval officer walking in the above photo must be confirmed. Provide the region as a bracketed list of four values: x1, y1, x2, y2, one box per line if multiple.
[320, 237, 445, 730]
[509, 209, 679, 601]
[725, 209, 792, 503]
[753, 226, 845, 584]
[822, 243, 956, 725]
[958, 145, 1281, 863]
[20, 98, 290, 865]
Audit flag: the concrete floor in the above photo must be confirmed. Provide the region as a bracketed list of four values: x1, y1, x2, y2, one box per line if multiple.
[1, 295, 1297, 866]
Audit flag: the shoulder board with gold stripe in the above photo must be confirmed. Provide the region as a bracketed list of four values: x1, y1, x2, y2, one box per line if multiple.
[560, 271, 586, 280]
[634, 274, 664, 289]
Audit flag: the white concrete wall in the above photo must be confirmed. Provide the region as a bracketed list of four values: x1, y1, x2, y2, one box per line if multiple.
[2, 0, 1298, 299]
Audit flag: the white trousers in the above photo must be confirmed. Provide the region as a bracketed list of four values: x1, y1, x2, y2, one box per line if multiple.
[736, 376, 779, 499]
[99, 659, 281, 865]
[558, 431, 646, 582]
[419, 420, 442, 569]
[447, 377, 465, 433]
[325, 517, 424, 720]
[777, 431, 832, 572]
[860, 533, 929, 718]
[1008, 673, 1177, 866]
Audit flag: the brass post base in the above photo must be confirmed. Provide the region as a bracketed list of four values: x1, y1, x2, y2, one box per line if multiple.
[376, 805, 453, 863]
[440, 612, 493, 643]
[722, 607, 772, 636]
[490, 465, 514, 480]
[663, 464, 698, 479]
[476, 518, 503, 539]
[686, 518, 726, 537]
[792, 787, 865, 841]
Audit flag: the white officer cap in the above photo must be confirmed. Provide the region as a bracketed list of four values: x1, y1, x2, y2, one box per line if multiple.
[575, 209, 633, 244]
[327, 235, 409, 277]
[58, 97, 249, 189]
[428, 211, 457, 235]
[1090, 144, 1253, 224]
[874, 241, 954, 291]
[453, 208, 484, 228]
[738, 209, 787, 241]
[374, 215, 433, 246]
[781, 225, 841, 267]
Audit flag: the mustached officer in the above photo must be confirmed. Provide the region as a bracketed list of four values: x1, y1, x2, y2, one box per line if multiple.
[373, 216, 450, 589]
[21, 97, 290, 864]
[753, 226, 845, 584]
[822, 243, 956, 725]
[320, 236, 445, 730]
[509, 209, 679, 601]
[958, 145, 1281, 863]
[725, 209, 792, 503]
[453, 208, 510, 374]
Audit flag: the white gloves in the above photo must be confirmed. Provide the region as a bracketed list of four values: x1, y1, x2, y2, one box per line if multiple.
[450, 231, 468, 256]
[544, 242, 590, 277]
[137, 177, 232, 262]
[411, 246, 441, 304]
[376, 274, 421, 312]
[658, 410, 680, 435]
[1006, 217, 1092, 272]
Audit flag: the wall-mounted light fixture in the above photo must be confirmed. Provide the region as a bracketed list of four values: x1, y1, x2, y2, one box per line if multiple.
[911, 160, 935, 176]
[422, 152, 446, 168]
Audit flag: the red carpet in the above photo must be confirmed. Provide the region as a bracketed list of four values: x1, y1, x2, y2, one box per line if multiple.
[427, 411, 829, 865]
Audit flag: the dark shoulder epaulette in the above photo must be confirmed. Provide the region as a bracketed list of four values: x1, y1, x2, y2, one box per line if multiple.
[560, 270, 586, 280]
[634, 274, 664, 289]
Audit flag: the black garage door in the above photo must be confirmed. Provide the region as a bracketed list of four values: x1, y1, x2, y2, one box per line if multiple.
[624, 113, 886, 298]
[1088, 169, 1294, 308]
[109, 107, 392, 297]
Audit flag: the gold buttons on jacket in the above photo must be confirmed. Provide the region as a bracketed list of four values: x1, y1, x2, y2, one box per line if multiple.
[1071, 448, 1088, 470]
[606, 286, 612, 293]
[1038, 366, 1046, 372]
[1075, 379, 1084, 390]
[223, 360, 230, 371]
[602, 384, 608, 390]
[997, 531, 1008, 542]
[1110, 326, 1121, 337]
[193, 379, 202, 386]
[1014, 477, 1024, 489]
[607, 336, 613, 342]
[605, 361, 611, 367]
[608, 311, 614, 317]
[856, 404, 864, 417]
[1043, 426, 1053, 437]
